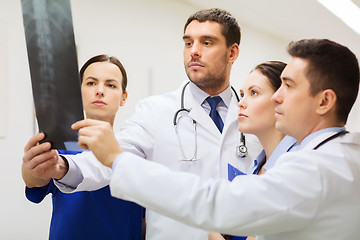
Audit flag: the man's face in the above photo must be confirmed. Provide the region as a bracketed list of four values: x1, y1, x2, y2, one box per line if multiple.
[183, 20, 235, 94]
[271, 57, 319, 143]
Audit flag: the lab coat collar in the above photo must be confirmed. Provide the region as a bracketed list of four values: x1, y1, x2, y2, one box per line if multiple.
[222, 94, 239, 134]
[188, 81, 232, 108]
[186, 82, 237, 137]
[298, 127, 346, 150]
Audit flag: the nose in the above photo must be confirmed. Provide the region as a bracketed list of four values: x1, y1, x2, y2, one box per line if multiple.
[190, 42, 201, 58]
[238, 97, 247, 109]
[96, 86, 104, 97]
[271, 87, 283, 104]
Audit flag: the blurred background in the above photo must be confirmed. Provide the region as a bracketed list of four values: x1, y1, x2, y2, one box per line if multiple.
[0, 0, 359, 238]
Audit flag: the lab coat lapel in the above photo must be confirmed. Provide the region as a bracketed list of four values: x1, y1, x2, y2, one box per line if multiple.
[222, 95, 238, 135]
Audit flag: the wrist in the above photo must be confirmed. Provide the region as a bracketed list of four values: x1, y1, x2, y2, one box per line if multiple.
[54, 155, 69, 180]
[107, 147, 123, 168]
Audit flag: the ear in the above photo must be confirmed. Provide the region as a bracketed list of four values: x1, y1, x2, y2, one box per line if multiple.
[120, 92, 128, 107]
[316, 89, 337, 116]
[228, 43, 239, 64]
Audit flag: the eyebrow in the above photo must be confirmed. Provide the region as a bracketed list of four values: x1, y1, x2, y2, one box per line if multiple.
[241, 85, 261, 93]
[248, 85, 260, 90]
[85, 76, 98, 81]
[85, 77, 119, 84]
[239, 85, 259, 92]
[183, 35, 219, 41]
[281, 76, 294, 82]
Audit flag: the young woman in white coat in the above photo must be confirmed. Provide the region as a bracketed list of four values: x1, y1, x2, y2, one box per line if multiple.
[209, 61, 298, 240]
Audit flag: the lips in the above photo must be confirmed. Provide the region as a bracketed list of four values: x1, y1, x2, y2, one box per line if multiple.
[274, 109, 283, 117]
[189, 62, 204, 69]
[92, 100, 106, 106]
[238, 113, 248, 118]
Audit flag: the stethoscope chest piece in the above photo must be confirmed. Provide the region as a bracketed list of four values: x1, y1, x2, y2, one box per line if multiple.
[236, 144, 248, 158]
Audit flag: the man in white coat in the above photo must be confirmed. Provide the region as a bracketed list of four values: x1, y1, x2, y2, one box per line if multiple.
[72, 38, 360, 240]
[23, 8, 261, 239]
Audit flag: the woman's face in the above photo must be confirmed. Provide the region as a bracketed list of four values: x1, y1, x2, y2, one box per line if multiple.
[238, 70, 277, 136]
[81, 61, 127, 124]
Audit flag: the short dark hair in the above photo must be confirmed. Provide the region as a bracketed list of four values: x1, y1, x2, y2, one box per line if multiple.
[287, 39, 359, 124]
[184, 8, 241, 47]
[79, 54, 128, 93]
[253, 61, 287, 92]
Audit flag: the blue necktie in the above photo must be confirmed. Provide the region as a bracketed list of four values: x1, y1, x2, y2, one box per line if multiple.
[206, 96, 224, 133]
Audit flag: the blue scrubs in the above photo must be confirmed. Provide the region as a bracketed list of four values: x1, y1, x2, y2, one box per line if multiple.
[25, 151, 143, 240]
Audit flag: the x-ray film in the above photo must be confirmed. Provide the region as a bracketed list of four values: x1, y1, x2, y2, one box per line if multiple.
[21, 0, 83, 151]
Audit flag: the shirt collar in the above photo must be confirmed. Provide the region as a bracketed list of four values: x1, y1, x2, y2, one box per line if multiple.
[247, 135, 297, 175]
[188, 81, 232, 108]
[265, 135, 298, 170]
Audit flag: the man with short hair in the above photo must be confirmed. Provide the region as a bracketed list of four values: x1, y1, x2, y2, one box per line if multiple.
[73, 38, 360, 239]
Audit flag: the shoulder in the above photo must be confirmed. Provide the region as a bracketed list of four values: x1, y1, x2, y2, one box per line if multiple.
[275, 132, 360, 173]
[135, 88, 180, 112]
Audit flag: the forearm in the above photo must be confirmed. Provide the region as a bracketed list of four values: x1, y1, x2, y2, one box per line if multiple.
[55, 152, 111, 193]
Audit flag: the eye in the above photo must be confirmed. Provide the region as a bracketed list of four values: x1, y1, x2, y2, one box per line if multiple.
[107, 83, 117, 88]
[184, 41, 192, 47]
[203, 41, 212, 46]
[283, 81, 291, 88]
[239, 91, 244, 98]
[86, 81, 95, 86]
[251, 90, 258, 96]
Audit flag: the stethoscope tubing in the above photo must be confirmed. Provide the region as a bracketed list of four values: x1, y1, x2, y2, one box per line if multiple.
[173, 82, 248, 160]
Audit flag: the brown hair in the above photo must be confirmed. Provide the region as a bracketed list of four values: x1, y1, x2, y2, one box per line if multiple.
[287, 39, 359, 124]
[253, 61, 287, 91]
[184, 8, 241, 47]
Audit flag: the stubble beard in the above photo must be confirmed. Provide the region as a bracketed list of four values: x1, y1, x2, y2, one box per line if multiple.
[185, 55, 228, 94]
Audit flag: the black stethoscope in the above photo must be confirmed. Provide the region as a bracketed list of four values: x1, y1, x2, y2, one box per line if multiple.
[173, 82, 248, 161]
[313, 130, 348, 150]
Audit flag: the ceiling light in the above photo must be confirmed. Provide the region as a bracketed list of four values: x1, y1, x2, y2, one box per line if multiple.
[317, 0, 360, 35]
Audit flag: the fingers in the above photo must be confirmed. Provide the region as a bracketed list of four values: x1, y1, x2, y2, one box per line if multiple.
[76, 122, 112, 150]
[77, 127, 102, 150]
[24, 132, 45, 152]
[23, 141, 55, 168]
[72, 119, 107, 130]
[26, 148, 57, 169]
[77, 135, 90, 150]
[29, 154, 59, 179]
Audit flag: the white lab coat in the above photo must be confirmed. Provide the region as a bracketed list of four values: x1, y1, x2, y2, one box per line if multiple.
[109, 131, 360, 240]
[59, 82, 262, 240]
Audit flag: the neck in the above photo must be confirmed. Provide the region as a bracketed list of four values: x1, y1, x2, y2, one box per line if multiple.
[296, 117, 343, 143]
[201, 81, 229, 96]
[256, 128, 285, 161]
[194, 69, 231, 96]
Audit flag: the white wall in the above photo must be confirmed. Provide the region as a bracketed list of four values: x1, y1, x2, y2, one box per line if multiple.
[0, 0, 358, 239]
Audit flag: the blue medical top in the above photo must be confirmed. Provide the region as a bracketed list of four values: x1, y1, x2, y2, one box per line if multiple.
[25, 151, 143, 240]
[247, 135, 298, 175]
